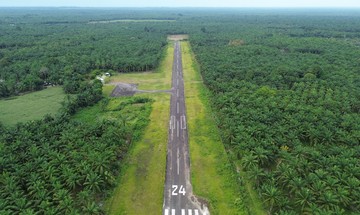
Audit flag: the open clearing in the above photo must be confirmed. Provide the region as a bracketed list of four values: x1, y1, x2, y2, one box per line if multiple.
[0, 87, 65, 126]
[105, 44, 173, 215]
[168, 34, 189, 41]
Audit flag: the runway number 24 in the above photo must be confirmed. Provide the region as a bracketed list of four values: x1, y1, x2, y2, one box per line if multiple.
[172, 185, 186, 196]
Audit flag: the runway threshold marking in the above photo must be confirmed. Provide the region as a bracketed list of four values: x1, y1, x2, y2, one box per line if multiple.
[177, 120, 179, 137]
[180, 115, 187, 129]
[164, 209, 200, 215]
[170, 115, 175, 129]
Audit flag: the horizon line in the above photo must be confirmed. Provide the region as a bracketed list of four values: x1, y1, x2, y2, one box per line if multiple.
[1, 6, 360, 8]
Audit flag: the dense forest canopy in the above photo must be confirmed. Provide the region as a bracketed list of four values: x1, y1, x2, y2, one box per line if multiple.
[186, 9, 360, 215]
[0, 8, 359, 214]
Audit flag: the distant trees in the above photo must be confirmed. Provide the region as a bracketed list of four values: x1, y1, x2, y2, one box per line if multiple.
[0, 10, 167, 98]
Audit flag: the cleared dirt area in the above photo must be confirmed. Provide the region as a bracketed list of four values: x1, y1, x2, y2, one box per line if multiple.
[168, 34, 189, 41]
[110, 83, 138, 97]
[110, 82, 171, 97]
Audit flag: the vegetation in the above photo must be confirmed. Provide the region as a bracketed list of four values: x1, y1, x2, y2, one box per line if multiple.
[0, 8, 159, 212]
[0, 8, 168, 98]
[106, 44, 173, 215]
[1, 7, 360, 215]
[182, 41, 251, 214]
[188, 10, 360, 214]
[0, 87, 65, 126]
[0, 87, 153, 214]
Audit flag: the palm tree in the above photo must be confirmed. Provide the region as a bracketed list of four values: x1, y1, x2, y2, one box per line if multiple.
[336, 188, 350, 208]
[84, 172, 103, 192]
[81, 201, 100, 215]
[276, 163, 296, 189]
[18, 208, 38, 215]
[8, 197, 32, 214]
[77, 189, 92, 207]
[261, 184, 281, 214]
[288, 177, 305, 195]
[318, 191, 339, 211]
[241, 154, 258, 171]
[294, 188, 314, 212]
[248, 166, 266, 188]
[303, 203, 321, 215]
[57, 194, 74, 213]
[253, 147, 271, 167]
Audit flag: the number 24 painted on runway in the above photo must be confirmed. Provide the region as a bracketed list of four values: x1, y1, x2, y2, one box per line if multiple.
[172, 185, 186, 196]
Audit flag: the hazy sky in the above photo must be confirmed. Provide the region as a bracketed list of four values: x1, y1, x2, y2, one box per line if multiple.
[1, 0, 360, 7]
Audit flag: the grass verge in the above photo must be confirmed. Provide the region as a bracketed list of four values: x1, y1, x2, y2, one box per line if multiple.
[182, 41, 248, 214]
[105, 44, 174, 214]
[0, 87, 65, 126]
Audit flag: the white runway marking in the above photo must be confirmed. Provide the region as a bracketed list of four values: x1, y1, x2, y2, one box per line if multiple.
[177, 148, 180, 175]
[171, 115, 175, 129]
[177, 89, 179, 97]
[177, 102, 179, 114]
[181, 115, 187, 129]
[177, 120, 179, 137]
[166, 209, 202, 215]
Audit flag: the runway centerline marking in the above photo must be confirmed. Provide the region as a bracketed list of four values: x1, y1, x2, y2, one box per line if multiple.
[177, 148, 180, 175]
[177, 102, 179, 114]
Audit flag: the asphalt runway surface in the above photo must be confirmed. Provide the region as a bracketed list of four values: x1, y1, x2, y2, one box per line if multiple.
[162, 42, 209, 215]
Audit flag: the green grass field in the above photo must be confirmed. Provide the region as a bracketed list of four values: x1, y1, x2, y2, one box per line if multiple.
[182, 41, 253, 215]
[0, 87, 65, 126]
[105, 44, 174, 215]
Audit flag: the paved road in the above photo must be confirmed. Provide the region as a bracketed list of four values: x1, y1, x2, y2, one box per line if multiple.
[163, 42, 210, 215]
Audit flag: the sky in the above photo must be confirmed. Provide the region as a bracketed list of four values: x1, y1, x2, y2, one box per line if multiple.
[1, 0, 360, 8]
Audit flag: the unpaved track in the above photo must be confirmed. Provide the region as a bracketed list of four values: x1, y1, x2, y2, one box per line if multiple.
[162, 42, 209, 215]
